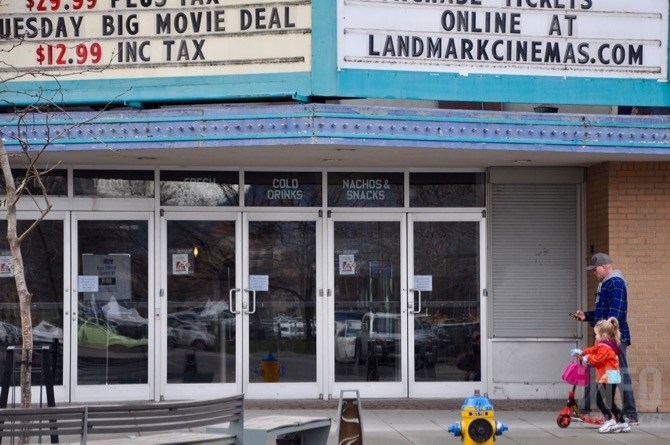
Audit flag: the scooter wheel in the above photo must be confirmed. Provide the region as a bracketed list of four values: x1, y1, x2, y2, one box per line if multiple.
[557, 414, 571, 428]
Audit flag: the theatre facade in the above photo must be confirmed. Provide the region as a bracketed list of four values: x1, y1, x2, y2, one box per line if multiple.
[1, 1, 669, 411]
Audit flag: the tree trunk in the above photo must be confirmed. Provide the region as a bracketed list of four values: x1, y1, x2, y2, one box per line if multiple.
[0, 141, 33, 410]
[11, 235, 33, 409]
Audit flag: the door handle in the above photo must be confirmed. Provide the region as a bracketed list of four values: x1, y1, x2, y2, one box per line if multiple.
[244, 289, 257, 314]
[229, 288, 241, 314]
[409, 288, 422, 314]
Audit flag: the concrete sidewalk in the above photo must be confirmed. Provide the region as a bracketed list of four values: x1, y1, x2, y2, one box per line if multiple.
[246, 409, 670, 445]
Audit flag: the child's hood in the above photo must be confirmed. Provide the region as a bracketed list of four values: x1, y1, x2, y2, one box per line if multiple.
[599, 338, 622, 355]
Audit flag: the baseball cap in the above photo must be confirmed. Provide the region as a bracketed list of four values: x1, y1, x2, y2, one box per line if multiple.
[585, 252, 612, 270]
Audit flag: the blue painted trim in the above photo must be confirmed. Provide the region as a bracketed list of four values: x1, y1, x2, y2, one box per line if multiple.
[0, 72, 311, 107]
[1, 104, 668, 155]
[334, 70, 670, 107]
[311, 0, 338, 96]
[7, 105, 668, 129]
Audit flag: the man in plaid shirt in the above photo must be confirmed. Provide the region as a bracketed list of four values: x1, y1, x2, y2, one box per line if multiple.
[576, 253, 639, 425]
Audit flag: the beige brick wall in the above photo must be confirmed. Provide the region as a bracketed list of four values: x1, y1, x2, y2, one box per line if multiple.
[586, 162, 670, 413]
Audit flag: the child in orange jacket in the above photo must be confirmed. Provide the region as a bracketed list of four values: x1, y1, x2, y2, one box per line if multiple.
[571, 317, 630, 434]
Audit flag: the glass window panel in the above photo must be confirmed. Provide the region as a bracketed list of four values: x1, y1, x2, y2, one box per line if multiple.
[0, 169, 68, 197]
[410, 173, 485, 207]
[77, 220, 149, 385]
[248, 220, 317, 383]
[166, 220, 237, 384]
[160, 171, 239, 206]
[244, 172, 322, 207]
[74, 170, 154, 198]
[328, 173, 403, 207]
[0, 220, 64, 386]
[333, 221, 401, 382]
[413, 221, 481, 382]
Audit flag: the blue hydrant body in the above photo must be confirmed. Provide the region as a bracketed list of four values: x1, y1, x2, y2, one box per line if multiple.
[448, 392, 508, 444]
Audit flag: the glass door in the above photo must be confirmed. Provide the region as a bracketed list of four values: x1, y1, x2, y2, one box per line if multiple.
[160, 213, 241, 399]
[408, 213, 486, 398]
[70, 212, 153, 402]
[243, 212, 322, 398]
[329, 213, 406, 398]
[0, 212, 69, 404]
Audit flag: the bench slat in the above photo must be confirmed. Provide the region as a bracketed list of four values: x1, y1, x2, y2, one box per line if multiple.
[0, 395, 244, 444]
[85, 432, 237, 445]
[245, 415, 331, 432]
[207, 415, 332, 445]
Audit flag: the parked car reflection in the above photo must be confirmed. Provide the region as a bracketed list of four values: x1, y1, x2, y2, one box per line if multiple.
[78, 319, 148, 359]
[102, 296, 147, 328]
[334, 319, 362, 363]
[351, 313, 438, 368]
[413, 319, 437, 369]
[355, 312, 400, 365]
[33, 320, 63, 344]
[167, 315, 216, 350]
[0, 320, 20, 346]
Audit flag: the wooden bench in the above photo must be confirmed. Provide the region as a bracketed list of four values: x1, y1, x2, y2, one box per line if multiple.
[0, 394, 244, 444]
[206, 414, 331, 445]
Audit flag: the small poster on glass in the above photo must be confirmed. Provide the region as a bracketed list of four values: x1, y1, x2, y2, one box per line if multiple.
[172, 252, 193, 275]
[339, 254, 357, 275]
[0, 255, 12, 277]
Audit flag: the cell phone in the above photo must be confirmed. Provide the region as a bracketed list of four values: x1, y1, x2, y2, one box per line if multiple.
[569, 312, 580, 320]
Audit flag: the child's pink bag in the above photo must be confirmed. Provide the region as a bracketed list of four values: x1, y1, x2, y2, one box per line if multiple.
[561, 358, 588, 386]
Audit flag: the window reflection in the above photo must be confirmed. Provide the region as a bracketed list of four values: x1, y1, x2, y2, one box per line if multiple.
[0, 220, 64, 386]
[0, 169, 67, 197]
[77, 221, 149, 385]
[248, 220, 317, 383]
[166, 221, 237, 384]
[74, 170, 154, 198]
[244, 172, 322, 207]
[328, 173, 403, 207]
[160, 171, 239, 206]
[410, 173, 485, 207]
[413, 221, 481, 382]
[333, 221, 401, 383]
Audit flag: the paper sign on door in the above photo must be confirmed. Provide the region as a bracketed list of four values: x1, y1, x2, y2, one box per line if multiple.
[413, 275, 432, 292]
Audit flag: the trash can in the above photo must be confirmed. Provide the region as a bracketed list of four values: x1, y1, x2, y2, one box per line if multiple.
[260, 352, 281, 382]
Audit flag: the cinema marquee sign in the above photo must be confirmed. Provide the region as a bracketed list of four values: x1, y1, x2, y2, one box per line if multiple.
[338, 0, 669, 80]
[0, 0, 312, 81]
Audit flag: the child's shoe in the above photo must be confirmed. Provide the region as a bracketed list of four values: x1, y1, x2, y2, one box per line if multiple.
[598, 418, 617, 433]
[581, 414, 605, 425]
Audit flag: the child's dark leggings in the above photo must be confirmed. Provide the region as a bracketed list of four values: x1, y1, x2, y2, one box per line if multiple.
[596, 383, 623, 422]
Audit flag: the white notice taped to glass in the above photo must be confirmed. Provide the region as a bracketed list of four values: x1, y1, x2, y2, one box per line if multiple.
[78, 275, 99, 292]
[413, 275, 432, 292]
[248, 275, 269, 292]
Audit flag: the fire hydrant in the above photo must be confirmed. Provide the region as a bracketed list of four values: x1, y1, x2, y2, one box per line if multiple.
[448, 391, 508, 444]
[260, 352, 281, 382]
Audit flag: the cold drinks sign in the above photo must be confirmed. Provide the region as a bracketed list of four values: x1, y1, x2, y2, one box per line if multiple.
[0, 0, 311, 80]
[338, 0, 668, 80]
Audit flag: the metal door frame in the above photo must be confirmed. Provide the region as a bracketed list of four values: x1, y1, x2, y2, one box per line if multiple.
[69, 211, 154, 402]
[327, 212, 408, 399]
[243, 210, 323, 399]
[3, 211, 71, 404]
[158, 211, 242, 400]
[407, 212, 487, 398]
